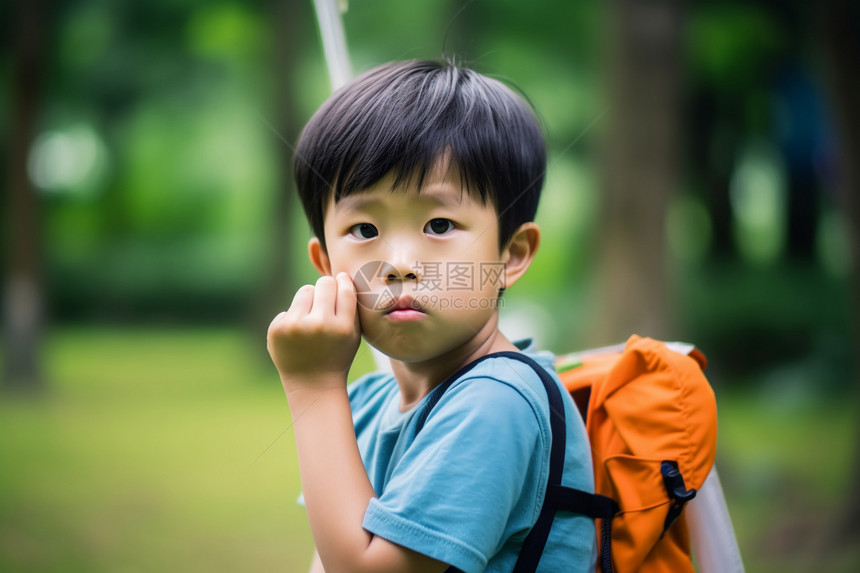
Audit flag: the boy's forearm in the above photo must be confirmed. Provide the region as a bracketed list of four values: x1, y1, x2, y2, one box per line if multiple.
[267, 274, 379, 568]
[287, 381, 377, 572]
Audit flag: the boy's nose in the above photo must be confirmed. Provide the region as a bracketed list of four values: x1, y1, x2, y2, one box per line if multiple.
[388, 272, 417, 282]
[385, 267, 417, 282]
[381, 259, 418, 282]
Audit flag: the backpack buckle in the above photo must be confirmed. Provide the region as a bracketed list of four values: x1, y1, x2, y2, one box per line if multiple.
[660, 460, 697, 537]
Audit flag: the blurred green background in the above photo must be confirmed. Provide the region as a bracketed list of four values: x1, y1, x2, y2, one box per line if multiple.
[2, 0, 858, 571]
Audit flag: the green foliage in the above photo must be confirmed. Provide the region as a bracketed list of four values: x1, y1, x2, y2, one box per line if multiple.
[676, 259, 853, 389]
[35, 0, 283, 320]
[688, 4, 787, 91]
[7, 0, 855, 377]
[187, 2, 269, 68]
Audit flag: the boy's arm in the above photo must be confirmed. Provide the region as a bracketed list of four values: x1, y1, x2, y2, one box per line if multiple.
[268, 274, 448, 573]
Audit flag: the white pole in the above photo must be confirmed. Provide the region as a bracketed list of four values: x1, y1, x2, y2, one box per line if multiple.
[313, 0, 353, 91]
[687, 467, 746, 573]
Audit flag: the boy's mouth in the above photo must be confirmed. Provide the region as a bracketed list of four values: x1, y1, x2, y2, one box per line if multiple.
[384, 296, 427, 322]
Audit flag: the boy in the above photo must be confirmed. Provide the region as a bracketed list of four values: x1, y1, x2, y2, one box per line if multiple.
[267, 60, 596, 573]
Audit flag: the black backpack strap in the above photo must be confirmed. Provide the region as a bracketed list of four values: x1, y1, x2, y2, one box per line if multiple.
[544, 484, 619, 573]
[499, 352, 568, 573]
[417, 351, 615, 573]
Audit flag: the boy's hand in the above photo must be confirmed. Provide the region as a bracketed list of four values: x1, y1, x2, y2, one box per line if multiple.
[267, 272, 360, 394]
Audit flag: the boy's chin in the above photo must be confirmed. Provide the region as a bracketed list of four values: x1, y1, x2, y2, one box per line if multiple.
[364, 339, 430, 364]
[363, 332, 449, 365]
[363, 329, 484, 366]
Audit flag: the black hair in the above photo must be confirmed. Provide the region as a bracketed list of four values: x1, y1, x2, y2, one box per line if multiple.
[293, 59, 546, 251]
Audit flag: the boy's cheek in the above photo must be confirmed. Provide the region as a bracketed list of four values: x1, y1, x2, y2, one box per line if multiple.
[355, 290, 383, 313]
[355, 305, 380, 339]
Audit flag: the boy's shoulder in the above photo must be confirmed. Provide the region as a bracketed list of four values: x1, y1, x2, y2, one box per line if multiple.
[443, 347, 558, 408]
[430, 347, 570, 446]
[448, 340, 559, 398]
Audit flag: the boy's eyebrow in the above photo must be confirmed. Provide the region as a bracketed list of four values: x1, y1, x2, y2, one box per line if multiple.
[419, 184, 464, 206]
[334, 195, 384, 212]
[335, 185, 463, 212]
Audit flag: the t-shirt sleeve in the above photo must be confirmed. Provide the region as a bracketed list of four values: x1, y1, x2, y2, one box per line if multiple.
[361, 374, 549, 573]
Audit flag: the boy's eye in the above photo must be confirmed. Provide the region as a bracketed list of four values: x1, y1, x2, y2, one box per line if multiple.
[425, 218, 454, 235]
[349, 223, 378, 239]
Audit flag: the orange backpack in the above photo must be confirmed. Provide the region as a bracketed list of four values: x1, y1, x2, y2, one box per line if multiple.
[555, 335, 718, 572]
[417, 335, 718, 573]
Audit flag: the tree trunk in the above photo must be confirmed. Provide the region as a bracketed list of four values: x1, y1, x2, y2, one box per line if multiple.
[251, 0, 311, 338]
[689, 90, 739, 260]
[815, 0, 860, 538]
[3, 0, 47, 392]
[594, 0, 684, 344]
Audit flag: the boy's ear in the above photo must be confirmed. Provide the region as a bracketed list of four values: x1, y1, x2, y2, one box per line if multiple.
[502, 222, 540, 289]
[307, 237, 332, 276]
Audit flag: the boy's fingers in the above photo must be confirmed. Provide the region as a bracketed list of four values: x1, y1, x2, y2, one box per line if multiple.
[334, 272, 357, 318]
[286, 284, 315, 317]
[309, 275, 337, 317]
[267, 311, 288, 333]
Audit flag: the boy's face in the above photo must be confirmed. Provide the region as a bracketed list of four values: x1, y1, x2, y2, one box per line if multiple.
[309, 165, 515, 363]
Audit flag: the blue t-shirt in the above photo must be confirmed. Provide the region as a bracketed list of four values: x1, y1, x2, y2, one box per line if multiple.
[349, 342, 597, 572]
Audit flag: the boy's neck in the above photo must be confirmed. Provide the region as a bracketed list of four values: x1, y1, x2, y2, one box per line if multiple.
[388, 318, 519, 412]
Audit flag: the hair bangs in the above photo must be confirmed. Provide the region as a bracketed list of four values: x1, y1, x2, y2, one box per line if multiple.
[294, 60, 546, 250]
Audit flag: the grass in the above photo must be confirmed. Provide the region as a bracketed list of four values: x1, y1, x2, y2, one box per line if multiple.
[715, 388, 860, 573]
[1, 326, 858, 571]
[0, 327, 372, 572]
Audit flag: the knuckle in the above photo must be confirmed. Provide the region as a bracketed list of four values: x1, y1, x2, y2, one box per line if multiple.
[316, 275, 335, 288]
[267, 322, 292, 341]
[332, 322, 353, 337]
[300, 316, 325, 333]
